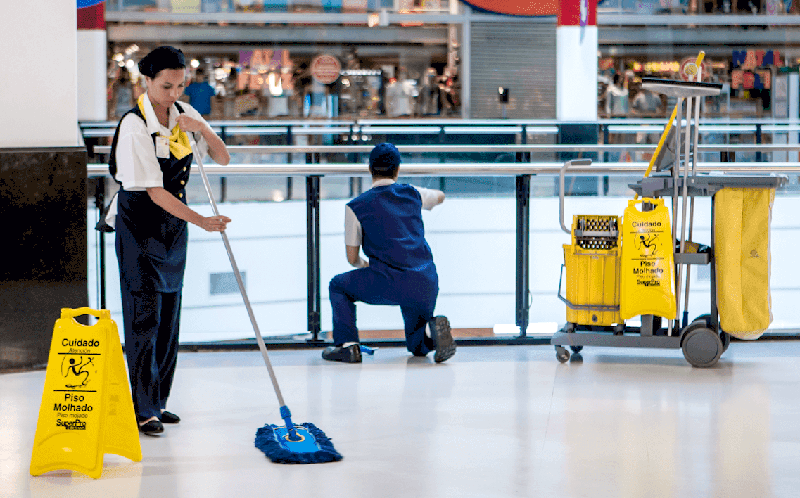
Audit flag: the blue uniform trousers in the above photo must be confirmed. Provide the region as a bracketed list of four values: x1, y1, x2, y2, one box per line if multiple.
[329, 262, 438, 355]
[121, 288, 182, 420]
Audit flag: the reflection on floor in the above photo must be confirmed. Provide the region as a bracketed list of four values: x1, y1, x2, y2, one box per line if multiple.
[5, 342, 800, 498]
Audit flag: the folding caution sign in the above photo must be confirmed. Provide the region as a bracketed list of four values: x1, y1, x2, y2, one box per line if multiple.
[619, 198, 677, 320]
[30, 308, 141, 479]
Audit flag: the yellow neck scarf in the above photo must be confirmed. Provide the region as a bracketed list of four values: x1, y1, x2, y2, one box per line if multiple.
[138, 95, 192, 160]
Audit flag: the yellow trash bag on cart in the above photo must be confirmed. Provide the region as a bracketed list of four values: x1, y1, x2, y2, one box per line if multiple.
[620, 198, 676, 320]
[714, 187, 775, 340]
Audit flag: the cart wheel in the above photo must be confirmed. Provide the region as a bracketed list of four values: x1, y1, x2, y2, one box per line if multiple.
[555, 346, 570, 363]
[681, 326, 723, 368]
[570, 345, 583, 353]
[720, 331, 731, 353]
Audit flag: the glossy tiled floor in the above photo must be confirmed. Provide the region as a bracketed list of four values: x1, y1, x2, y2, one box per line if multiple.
[3, 342, 800, 498]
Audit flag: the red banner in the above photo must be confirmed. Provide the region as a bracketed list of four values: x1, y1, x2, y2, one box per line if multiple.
[461, 0, 558, 16]
[557, 0, 597, 26]
[78, 1, 105, 30]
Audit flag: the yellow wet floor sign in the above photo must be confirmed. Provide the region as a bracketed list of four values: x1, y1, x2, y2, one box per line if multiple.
[30, 308, 141, 479]
[619, 198, 677, 320]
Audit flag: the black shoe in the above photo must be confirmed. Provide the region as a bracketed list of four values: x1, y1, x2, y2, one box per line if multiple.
[138, 418, 164, 436]
[159, 410, 180, 424]
[429, 316, 456, 363]
[322, 344, 362, 363]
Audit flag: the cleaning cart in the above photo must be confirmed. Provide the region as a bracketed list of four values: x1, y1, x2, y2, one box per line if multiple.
[552, 76, 787, 367]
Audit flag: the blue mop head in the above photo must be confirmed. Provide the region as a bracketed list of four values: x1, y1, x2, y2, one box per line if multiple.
[255, 423, 343, 464]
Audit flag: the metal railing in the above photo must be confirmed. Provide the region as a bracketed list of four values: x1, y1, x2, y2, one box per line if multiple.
[87, 142, 800, 346]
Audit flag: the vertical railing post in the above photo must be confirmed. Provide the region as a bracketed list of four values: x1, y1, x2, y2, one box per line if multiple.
[755, 123, 763, 162]
[517, 124, 528, 164]
[286, 125, 294, 199]
[515, 174, 531, 338]
[306, 173, 323, 343]
[95, 177, 107, 310]
[348, 124, 356, 197]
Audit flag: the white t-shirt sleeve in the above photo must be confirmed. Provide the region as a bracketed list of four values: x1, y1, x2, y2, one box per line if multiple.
[344, 205, 362, 246]
[413, 185, 440, 211]
[114, 114, 163, 191]
[178, 102, 210, 161]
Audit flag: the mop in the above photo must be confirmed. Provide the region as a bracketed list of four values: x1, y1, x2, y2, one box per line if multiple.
[191, 141, 342, 464]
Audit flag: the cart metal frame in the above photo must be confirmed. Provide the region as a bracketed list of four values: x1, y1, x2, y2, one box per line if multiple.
[552, 78, 788, 367]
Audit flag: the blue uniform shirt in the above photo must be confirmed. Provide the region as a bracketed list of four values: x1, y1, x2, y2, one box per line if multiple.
[346, 182, 434, 271]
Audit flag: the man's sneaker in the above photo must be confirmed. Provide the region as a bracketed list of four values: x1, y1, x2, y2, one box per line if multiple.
[322, 344, 362, 363]
[429, 316, 456, 363]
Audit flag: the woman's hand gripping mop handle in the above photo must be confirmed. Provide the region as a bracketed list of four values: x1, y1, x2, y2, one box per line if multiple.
[190, 142, 300, 441]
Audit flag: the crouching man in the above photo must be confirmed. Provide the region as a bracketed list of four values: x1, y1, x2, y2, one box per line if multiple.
[323, 143, 455, 364]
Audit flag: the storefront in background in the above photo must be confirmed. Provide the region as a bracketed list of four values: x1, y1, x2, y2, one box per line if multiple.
[107, 44, 457, 121]
[597, 49, 790, 120]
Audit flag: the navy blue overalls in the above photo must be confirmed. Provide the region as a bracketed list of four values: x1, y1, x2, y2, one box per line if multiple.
[329, 183, 438, 355]
[109, 102, 192, 420]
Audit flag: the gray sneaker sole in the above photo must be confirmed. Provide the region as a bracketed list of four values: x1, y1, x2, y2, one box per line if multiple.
[432, 316, 456, 363]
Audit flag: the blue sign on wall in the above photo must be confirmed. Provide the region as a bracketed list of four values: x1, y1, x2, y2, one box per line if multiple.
[77, 0, 105, 8]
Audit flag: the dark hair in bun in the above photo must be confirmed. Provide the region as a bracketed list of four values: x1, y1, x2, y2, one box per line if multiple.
[138, 46, 186, 78]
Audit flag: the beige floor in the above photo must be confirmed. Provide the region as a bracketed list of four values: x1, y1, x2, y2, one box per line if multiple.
[3, 342, 800, 498]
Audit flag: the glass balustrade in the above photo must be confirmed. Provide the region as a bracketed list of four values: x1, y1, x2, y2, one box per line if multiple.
[85, 124, 800, 348]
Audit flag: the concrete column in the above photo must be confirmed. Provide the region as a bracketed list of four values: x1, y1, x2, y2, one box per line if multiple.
[78, 1, 108, 122]
[0, 1, 79, 147]
[556, 0, 598, 122]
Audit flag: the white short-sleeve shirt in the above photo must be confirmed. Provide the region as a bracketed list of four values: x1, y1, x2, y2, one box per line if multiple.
[105, 93, 210, 228]
[113, 93, 210, 191]
[344, 179, 440, 247]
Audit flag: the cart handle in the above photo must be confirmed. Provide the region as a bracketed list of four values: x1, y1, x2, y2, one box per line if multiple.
[559, 159, 593, 235]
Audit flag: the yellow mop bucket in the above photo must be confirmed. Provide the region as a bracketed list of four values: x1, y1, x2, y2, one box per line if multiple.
[619, 198, 676, 320]
[560, 215, 621, 326]
[30, 308, 141, 479]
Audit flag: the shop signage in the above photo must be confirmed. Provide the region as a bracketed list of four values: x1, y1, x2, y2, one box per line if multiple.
[77, 0, 104, 7]
[679, 58, 707, 82]
[459, 0, 559, 16]
[731, 70, 771, 90]
[311, 55, 342, 85]
[644, 61, 680, 73]
[732, 50, 783, 69]
[240, 50, 283, 71]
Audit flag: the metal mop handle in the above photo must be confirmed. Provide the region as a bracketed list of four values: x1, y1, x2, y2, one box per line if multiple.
[191, 143, 299, 438]
[683, 68, 703, 327]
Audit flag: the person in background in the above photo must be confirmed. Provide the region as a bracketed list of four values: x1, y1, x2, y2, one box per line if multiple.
[604, 72, 630, 117]
[106, 46, 231, 436]
[111, 68, 134, 119]
[183, 69, 216, 119]
[631, 88, 663, 116]
[323, 143, 456, 364]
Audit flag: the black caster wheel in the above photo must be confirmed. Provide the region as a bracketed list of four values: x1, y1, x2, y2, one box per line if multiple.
[720, 331, 731, 353]
[570, 345, 583, 353]
[555, 346, 570, 363]
[681, 326, 723, 367]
